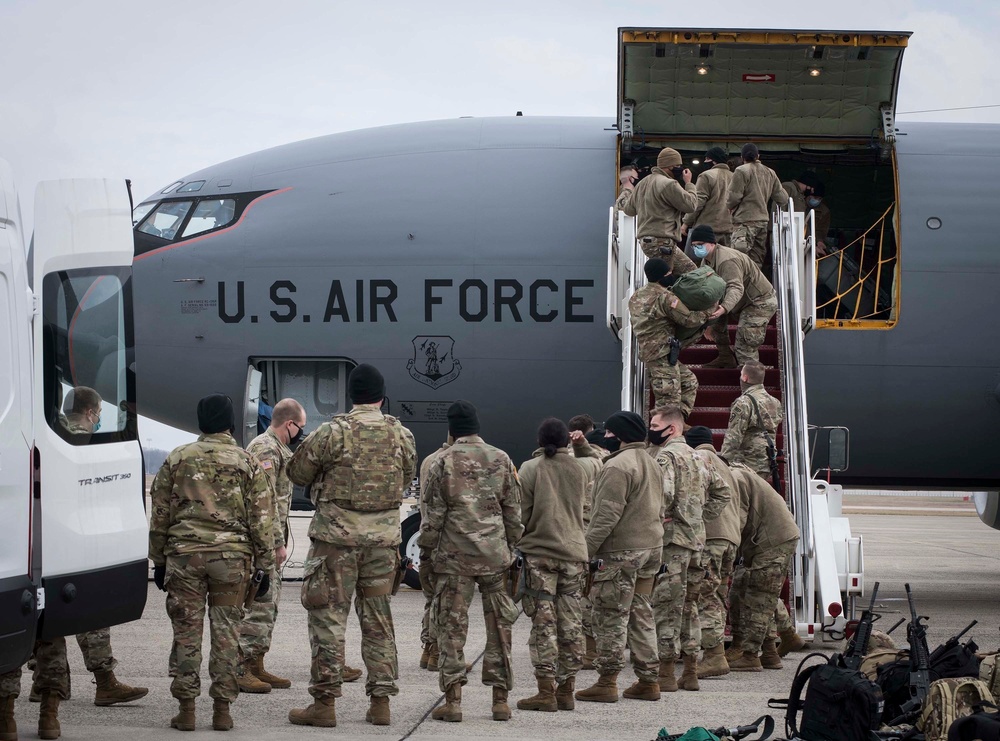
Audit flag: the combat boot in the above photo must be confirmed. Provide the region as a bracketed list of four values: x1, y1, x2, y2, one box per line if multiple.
[426, 644, 440, 672]
[517, 677, 557, 712]
[697, 644, 730, 678]
[623, 678, 660, 701]
[1, 696, 16, 741]
[575, 672, 619, 703]
[724, 640, 744, 662]
[237, 657, 271, 694]
[342, 665, 362, 683]
[94, 669, 149, 706]
[250, 654, 291, 689]
[581, 636, 597, 670]
[729, 651, 763, 672]
[170, 698, 196, 731]
[366, 696, 390, 726]
[38, 692, 60, 740]
[703, 347, 738, 369]
[658, 659, 678, 692]
[678, 654, 700, 691]
[420, 644, 433, 670]
[777, 628, 806, 657]
[491, 687, 511, 721]
[760, 639, 783, 669]
[212, 699, 233, 731]
[288, 697, 336, 727]
[431, 684, 462, 722]
[555, 677, 575, 710]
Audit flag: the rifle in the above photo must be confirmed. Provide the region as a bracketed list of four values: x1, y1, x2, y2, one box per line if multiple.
[886, 617, 906, 635]
[927, 619, 978, 666]
[656, 714, 775, 741]
[888, 583, 932, 725]
[842, 581, 880, 671]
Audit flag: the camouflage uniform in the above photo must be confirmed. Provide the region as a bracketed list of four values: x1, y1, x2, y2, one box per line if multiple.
[418, 443, 451, 653]
[652, 438, 730, 660]
[149, 431, 275, 702]
[722, 384, 783, 480]
[75, 629, 116, 672]
[417, 435, 523, 692]
[727, 161, 789, 268]
[571, 441, 604, 643]
[0, 639, 69, 700]
[521, 557, 586, 681]
[240, 428, 293, 660]
[288, 404, 417, 701]
[628, 283, 712, 417]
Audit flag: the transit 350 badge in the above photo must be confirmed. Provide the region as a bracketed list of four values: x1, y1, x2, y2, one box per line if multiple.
[407, 336, 462, 389]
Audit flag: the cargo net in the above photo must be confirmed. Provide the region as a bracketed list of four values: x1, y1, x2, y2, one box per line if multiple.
[815, 203, 896, 325]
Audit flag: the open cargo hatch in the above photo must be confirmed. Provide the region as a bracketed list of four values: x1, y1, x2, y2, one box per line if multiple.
[618, 28, 910, 144]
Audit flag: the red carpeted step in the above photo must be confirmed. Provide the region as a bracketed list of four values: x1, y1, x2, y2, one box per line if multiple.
[694, 368, 781, 387]
[686, 407, 733, 428]
[682, 346, 779, 366]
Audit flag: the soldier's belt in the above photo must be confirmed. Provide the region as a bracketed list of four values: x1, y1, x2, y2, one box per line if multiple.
[634, 576, 655, 596]
[361, 582, 393, 598]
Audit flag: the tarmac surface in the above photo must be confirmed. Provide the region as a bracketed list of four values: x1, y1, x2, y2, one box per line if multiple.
[9, 510, 1000, 740]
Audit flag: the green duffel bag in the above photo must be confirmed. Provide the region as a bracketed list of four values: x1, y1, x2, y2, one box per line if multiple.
[671, 265, 727, 311]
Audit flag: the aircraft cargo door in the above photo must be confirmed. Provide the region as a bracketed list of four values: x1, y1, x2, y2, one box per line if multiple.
[32, 179, 148, 639]
[0, 161, 36, 673]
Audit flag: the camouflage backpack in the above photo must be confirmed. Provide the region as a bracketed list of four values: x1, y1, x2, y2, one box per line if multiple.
[861, 648, 907, 682]
[918, 677, 996, 741]
[329, 414, 405, 512]
[981, 653, 1000, 699]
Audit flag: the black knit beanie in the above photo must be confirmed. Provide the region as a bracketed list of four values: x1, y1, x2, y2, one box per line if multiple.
[604, 411, 646, 444]
[684, 425, 715, 449]
[197, 394, 235, 434]
[447, 400, 480, 438]
[644, 258, 670, 283]
[586, 428, 609, 449]
[706, 146, 728, 164]
[689, 224, 716, 244]
[348, 363, 385, 404]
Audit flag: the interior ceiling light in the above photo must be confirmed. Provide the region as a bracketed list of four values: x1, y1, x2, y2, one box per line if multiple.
[696, 64, 710, 75]
[808, 67, 822, 77]
[692, 160, 700, 165]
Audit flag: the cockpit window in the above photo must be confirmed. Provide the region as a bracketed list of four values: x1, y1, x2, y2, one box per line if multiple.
[132, 202, 156, 227]
[137, 201, 193, 240]
[160, 181, 183, 194]
[177, 180, 205, 193]
[182, 198, 236, 238]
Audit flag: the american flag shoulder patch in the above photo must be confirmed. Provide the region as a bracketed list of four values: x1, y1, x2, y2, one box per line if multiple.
[261, 460, 273, 470]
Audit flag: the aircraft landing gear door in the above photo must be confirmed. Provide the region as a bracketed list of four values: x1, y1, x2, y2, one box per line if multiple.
[244, 366, 263, 445]
[0, 161, 36, 673]
[32, 180, 148, 639]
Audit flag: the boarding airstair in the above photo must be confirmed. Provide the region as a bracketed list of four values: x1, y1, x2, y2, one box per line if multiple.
[607, 205, 864, 641]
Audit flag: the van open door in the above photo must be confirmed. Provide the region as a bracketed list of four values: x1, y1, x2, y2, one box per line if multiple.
[32, 180, 148, 639]
[0, 161, 36, 672]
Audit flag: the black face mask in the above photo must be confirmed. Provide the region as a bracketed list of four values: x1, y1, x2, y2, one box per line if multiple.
[289, 424, 305, 448]
[604, 437, 621, 454]
[647, 426, 669, 447]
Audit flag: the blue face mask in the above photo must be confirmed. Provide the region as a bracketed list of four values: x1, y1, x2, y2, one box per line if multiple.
[93, 417, 102, 432]
[807, 197, 821, 208]
[692, 243, 709, 260]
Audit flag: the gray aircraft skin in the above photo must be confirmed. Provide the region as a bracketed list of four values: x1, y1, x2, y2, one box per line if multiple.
[130, 115, 1000, 497]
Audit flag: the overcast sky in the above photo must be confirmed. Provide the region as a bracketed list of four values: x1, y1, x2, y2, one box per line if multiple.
[3, 0, 997, 449]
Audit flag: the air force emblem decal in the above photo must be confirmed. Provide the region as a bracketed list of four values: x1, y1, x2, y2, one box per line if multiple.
[407, 335, 462, 389]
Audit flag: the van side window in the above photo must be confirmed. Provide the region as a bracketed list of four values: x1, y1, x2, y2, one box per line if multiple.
[43, 269, 136, 444]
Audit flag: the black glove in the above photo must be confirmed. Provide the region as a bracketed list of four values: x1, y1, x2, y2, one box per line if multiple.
[256, 572, 270, 599]
[153, 564, 166, 592]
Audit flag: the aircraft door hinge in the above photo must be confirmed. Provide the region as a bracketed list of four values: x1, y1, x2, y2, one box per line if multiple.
[621, 99, 635, 150]
[879, 103, 896, 161]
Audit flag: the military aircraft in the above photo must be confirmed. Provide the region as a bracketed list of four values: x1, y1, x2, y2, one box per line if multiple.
[130, 28, 1000, 549]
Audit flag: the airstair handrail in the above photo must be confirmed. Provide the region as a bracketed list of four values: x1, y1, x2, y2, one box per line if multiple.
[772, 202, 815, 558]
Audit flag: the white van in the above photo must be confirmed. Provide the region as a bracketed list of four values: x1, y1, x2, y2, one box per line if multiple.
[0, 162, 147, 673]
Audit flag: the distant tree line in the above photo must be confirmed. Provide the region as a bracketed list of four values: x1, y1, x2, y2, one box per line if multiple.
[144, 448, 169, 474]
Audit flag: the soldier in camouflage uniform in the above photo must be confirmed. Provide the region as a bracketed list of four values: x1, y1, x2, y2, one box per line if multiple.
[1, 639, 68, 740]
[727, 467, 799, 672]
[722, 362, 783, 480]
[576, 412, 663, 704]
[418, 437, 451, 672]
[149, 394, 277, 732]
[516, 419, 589, 713]
[682, 427, 743, 678]
[237, 398, 305, 693]
[726, 143, 789, 268]
[418, 401, 522, 723]
[628, 258, 715, 417]
[649, 409, 730, 693]
[287, 364, 416, 728]
[690, 224, 778, 369]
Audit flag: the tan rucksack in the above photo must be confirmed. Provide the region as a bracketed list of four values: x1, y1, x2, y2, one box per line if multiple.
[917, 677, 995, 741]
[861, 648, 907, 681]
[981, 653, 1000, 699]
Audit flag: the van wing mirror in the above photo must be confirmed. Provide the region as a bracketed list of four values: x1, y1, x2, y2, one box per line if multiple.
[827, 427, 849, 472]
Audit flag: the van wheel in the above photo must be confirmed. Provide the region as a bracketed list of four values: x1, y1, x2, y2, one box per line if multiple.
[399, 513, 422, 590]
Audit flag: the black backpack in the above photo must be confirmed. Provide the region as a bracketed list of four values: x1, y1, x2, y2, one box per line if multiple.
[769, 653, 884, 741]
[948, 700, 1000, 741]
